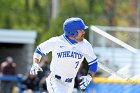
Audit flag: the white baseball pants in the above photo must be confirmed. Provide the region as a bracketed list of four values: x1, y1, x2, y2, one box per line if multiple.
[46, 73, 75, 93]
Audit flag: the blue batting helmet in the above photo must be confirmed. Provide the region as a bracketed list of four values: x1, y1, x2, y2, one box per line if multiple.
[63, 18, 88, 38]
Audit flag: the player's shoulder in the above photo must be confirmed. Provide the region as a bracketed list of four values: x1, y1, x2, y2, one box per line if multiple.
[82, 39, 91, 45]
[82, 39, 93, 48]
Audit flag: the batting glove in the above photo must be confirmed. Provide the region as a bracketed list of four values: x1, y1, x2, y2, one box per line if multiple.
[30, 63, 43, 75]
[79, 74, 92, 89]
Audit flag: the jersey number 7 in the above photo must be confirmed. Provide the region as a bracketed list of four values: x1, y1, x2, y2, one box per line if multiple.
[75, 61, 79, 69]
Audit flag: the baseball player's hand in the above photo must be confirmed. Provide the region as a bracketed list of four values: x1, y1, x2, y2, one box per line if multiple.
[30, 63, 43, 75]
[79, 74, 92, 89]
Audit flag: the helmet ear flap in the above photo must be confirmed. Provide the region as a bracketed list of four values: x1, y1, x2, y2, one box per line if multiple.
[69, 32, 74, 35]
[68, 31, 78, 38]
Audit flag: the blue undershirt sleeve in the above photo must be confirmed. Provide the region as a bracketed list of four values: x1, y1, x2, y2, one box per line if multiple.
[88, 62, 98, 74]
[34, 47, 45, 56]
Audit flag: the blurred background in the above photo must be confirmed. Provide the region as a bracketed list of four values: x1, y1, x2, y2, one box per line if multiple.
[0, 0, 140, 93]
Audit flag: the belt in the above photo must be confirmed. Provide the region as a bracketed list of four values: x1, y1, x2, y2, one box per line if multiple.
[55, 75, 73, 83]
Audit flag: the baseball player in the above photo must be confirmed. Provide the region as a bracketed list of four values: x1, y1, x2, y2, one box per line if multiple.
[30, 17, 98, 93]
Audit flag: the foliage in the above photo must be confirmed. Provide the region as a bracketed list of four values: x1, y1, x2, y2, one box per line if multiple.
[0, 0, 138, 45]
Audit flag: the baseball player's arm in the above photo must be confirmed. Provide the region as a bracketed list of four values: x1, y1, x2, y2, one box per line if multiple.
[85, 42, 98, 77]
[30, 48, 44, 75]
[79, 60, 98, 90]
[88, 61, 98, 77]
[30, 37, 56, 75]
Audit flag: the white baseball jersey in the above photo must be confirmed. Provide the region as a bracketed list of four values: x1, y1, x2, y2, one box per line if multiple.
[38, 34, 97, 79]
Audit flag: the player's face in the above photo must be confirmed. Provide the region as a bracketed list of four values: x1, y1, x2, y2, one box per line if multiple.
[75, 30, 85, 42]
